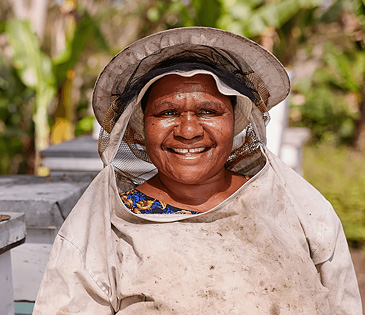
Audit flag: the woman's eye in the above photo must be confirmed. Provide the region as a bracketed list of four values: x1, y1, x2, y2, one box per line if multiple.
[198, 109, 216, 116]
[160, 110, 178, 117]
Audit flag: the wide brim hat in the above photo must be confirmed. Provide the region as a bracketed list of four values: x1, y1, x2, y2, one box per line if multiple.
[92, 27, 290, 134]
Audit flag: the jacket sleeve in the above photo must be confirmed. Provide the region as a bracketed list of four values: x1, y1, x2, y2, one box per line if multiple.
[316, 225, 362, 314]
[33, 234, 115, 315]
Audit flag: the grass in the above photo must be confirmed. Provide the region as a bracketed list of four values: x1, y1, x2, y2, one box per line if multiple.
[302, 144, 365, 247]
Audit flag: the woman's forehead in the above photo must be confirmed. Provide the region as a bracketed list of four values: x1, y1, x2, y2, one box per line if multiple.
[148, 74, 225, 100]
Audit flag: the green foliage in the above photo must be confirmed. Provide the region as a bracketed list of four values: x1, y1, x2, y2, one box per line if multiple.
[6, 19, 56, 153]
[6, 19, 55, 91]
[220, 0, 322, 38]
[191, 0, 223, 27]
[53, 10, 110, 87]
[290, 41, 364, 145]
[74, 97, 95, 138]
[137, 0, 322, 42]
[291, 88, 357, 145]
[4, 11, 110, 166]
[0, 54, 34, 174]
[303, 144, 365, 246]
[75, 115, 95, 137]
[325, 44, 364, 92]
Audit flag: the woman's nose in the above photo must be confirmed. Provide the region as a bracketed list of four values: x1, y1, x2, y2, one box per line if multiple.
[173, 112, 203, 139]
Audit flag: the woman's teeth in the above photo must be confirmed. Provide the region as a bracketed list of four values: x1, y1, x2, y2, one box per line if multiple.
[171, 147, 206, 154]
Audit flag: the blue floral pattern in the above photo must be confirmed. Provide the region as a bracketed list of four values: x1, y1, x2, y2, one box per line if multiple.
[120, 189, 197, 214]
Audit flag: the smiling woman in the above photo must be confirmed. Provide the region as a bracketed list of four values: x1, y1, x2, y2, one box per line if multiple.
[33, 27, 362, 314]
[136, 74, 244, 212]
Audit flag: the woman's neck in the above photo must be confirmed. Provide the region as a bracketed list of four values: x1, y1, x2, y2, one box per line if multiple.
[137, 169, 246, 212]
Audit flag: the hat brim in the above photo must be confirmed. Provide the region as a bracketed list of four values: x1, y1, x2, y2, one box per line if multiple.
[92, 27, 290, 126]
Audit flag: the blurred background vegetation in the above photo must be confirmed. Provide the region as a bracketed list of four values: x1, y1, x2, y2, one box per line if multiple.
[0, 0, 364, 245]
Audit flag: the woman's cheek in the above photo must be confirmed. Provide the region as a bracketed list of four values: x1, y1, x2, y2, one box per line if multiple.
[145, 117, 176, 130]
[145, 118, 175, 149]
[158, 118, 177, 129]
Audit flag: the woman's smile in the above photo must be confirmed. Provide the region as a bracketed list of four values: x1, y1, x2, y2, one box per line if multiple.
[168, 147, 207, 154]
[164, 146, 213, 161]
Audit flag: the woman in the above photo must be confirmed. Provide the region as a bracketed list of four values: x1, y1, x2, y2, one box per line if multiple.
[34, 27, 362, 314]
[122, 73, 246, 215]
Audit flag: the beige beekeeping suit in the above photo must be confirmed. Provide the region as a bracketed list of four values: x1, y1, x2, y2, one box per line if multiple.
[34, 27, 362, 314]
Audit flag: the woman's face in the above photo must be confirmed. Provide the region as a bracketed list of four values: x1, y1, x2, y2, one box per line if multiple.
[144, 74, 234, 185]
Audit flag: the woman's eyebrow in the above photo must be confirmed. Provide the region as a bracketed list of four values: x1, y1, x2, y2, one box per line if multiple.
[196, 101, 226, 110]
[149, 101, 177, 111]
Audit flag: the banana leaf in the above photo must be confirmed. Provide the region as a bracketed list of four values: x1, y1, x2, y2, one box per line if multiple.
[6, 19, 55, 91]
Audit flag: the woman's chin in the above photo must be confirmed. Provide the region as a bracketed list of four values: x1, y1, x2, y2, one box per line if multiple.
[160, 169, 226, 186]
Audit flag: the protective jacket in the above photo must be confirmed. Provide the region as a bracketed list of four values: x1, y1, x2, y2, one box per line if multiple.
[34, 27, 362, 314]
